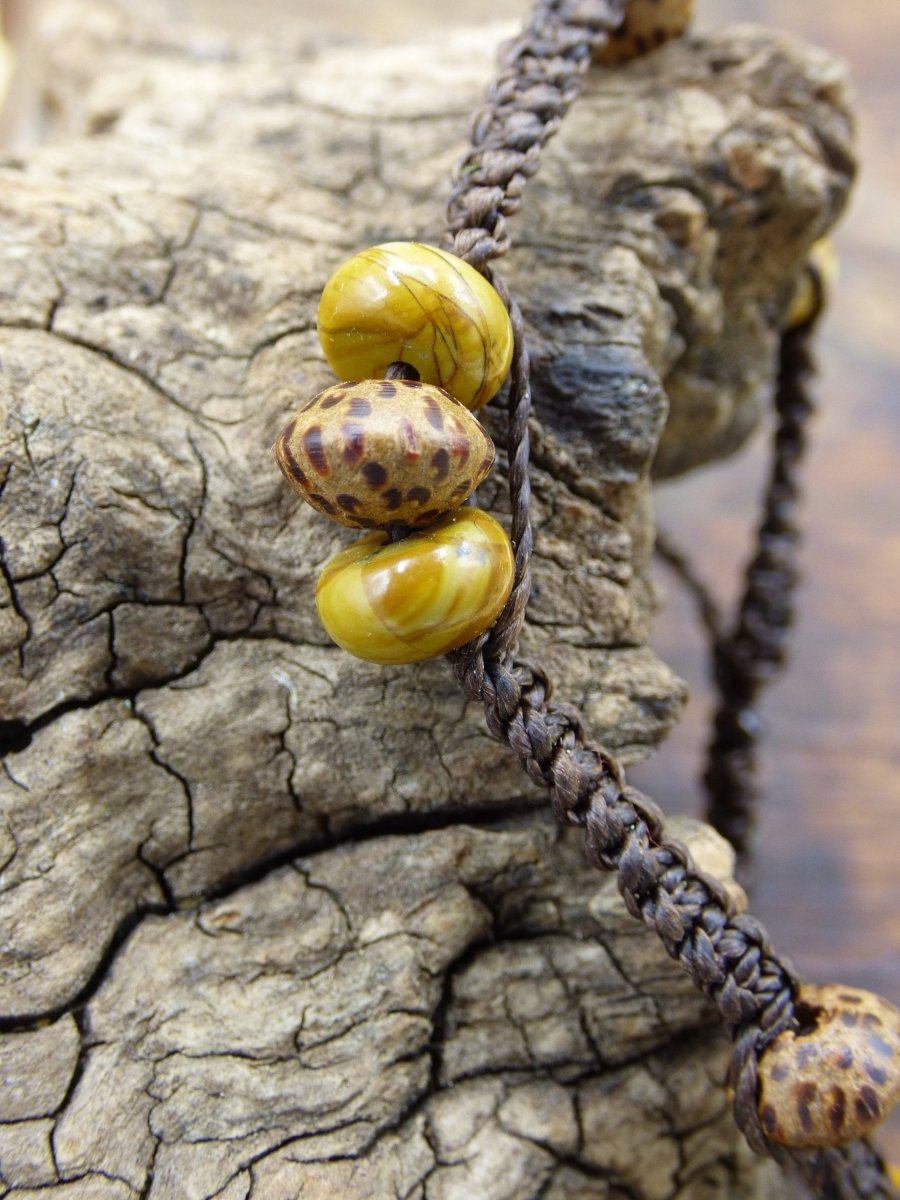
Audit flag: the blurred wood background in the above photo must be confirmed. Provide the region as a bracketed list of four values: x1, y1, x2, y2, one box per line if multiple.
[2, 0, 898, 1159]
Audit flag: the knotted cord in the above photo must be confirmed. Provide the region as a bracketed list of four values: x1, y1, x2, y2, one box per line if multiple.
[442, 3, 896, 1195]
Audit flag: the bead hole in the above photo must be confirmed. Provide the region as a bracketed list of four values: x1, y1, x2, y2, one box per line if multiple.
[384, 361, 421, 382]
[793, 999, 824, 1036]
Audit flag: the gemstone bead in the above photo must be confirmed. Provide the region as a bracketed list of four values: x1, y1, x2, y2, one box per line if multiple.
[786, 238, 838, 330]
[316, 242, 514, 410]
[757, 984, 900, 1148]
[274, 378, 495, 529]
[315, 508, 514, 664]
[593, 0, 694, 63]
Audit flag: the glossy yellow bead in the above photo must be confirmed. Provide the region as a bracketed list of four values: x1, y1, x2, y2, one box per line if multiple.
[316, 242, 514, 410]
[274, 378, 495, 530]
[593, 0, 694, 63]
[785, 238, 838, 330]
[315, 508, 514, 664]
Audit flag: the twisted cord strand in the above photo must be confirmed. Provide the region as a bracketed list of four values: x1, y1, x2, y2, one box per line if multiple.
[442, 4, 897, 1196]
[654, 528, 724, 641]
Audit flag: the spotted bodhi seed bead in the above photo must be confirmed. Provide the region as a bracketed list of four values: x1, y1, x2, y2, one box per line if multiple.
[274, 378, 495, 529]
[757, 984, 900, 1148]
[593, 0, 694, 64]
[315, 508, 514, 664]
[316, 242, 514, 410]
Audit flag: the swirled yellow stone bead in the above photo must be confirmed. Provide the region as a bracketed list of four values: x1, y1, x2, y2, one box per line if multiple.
[593, 0, 694, 63]
[785, 238, 838, 330]
[316, 508, 514, 664]
[316, 242, 513, 410]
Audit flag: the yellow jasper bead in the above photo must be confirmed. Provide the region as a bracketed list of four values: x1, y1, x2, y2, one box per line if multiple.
[593, 0, 694, 63]
[316, 242, 514, 410]
[785, 238, 838, 330]
[274, 377, 495, 530]
[315, 508, 514, 664]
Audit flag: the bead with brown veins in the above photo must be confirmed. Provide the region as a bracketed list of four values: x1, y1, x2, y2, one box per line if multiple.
[274, 378, 495, 529]
[317, 242, 513, 410]
[315, 508, 514, 664]
[758, 984, 900, 1148]
[594, 0, 694, 64]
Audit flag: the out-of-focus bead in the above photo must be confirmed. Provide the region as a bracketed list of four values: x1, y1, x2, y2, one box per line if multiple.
[593, 0, 694, 64]
[786, 239, 839, 330]
[274, 378, 495, 529]
[315, 508, 514, 663]
[316, 242, 513, 410]
[757, 984, 900, 1148]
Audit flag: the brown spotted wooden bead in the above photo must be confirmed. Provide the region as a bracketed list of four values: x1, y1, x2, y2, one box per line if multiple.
[757, 984, 900, 1148]
[593, 0, 694, 64]
[273, 378, 495, 530]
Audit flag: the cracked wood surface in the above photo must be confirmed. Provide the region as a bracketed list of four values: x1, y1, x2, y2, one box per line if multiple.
[0, 818, 768, 1199]
[0, 3, 855, 1196]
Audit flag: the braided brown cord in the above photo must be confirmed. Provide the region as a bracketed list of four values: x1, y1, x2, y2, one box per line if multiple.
[654, 323, 816, 879]
[702, 323, 815, 870]
[442, 4, 897, 1197]
[444, 0, 627, 267]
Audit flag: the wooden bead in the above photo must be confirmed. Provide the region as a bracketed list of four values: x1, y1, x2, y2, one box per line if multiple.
[316, 242, 514, 410]
[758, 984, 900, 1148]
[593, 0, 694, 64]
[274, 378, 495, 529]
[315, 508, 514, 664]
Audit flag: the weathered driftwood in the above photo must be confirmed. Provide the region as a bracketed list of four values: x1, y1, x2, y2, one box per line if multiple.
[0, 3, 854, 1196]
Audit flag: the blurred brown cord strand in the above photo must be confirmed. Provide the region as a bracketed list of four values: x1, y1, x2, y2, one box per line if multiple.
[702, 323, 815, 871]
[442, 2, 897, 1196]
[654, 529, 724, 642]
[655, 324, 815, 879]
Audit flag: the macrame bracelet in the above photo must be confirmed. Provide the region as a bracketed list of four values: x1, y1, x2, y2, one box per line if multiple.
[440, 4, 899, 1196]
[273, 2, 900, 1195]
